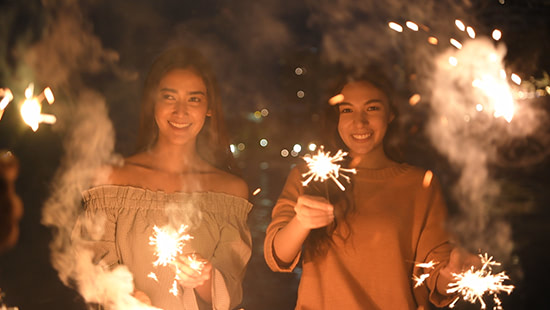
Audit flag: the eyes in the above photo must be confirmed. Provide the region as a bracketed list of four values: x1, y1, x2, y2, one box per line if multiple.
[339, 104, 382, 114]
[159, 92, 205, 105]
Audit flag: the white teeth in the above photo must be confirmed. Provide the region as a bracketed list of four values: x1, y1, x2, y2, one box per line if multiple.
[352, 133, 372, 139]
[168, 121, 191, 128]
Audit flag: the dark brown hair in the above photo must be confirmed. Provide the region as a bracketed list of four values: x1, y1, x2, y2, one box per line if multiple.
[136, 47, 238, 174]
[304, 66, 402, 257]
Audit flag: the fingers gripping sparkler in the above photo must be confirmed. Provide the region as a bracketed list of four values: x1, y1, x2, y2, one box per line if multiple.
[301, 146, 356, 191]
[447, 253, 514, 310]
[148, 224, 205, 296]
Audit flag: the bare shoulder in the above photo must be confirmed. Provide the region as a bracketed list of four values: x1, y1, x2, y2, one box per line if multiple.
[98, 153, 149, 186]
[209, 169, 249, 200]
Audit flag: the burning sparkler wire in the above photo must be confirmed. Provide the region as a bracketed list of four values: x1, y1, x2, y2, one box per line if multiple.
[447, 253, 514, 310]
[301, 146, 356, 191]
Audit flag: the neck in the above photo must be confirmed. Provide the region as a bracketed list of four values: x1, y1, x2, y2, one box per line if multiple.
[350, 147, 396, 169]
[148, 140, 203, 174]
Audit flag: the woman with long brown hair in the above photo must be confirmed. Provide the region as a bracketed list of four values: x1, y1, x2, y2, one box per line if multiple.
[79, 47, 251, 310]
[264, 67, 474, 309]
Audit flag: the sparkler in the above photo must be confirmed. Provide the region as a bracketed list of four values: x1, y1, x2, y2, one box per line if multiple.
[148, 225, 206, 296]
[301, 146, 356, 191]
[447, 253, 514, 310]
[413, 260, 439, 288]
[19, 83, 56, 131]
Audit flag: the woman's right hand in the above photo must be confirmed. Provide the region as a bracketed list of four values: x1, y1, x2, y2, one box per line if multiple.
[294, 195, 335, 229]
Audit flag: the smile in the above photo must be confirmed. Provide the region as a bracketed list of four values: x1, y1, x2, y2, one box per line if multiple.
[168, 121, 192, 129]
[352, 133, 372, 140]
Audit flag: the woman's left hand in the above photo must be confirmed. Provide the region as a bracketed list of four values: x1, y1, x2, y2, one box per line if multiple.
[175, 253, 212, 289]
[437, 247, 481, 295]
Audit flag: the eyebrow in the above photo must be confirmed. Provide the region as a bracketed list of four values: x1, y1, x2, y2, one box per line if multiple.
[159, 88, 206, 96]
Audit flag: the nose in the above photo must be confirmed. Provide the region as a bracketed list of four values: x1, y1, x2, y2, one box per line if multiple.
[173, 101, 189, 115]
[353, 111, 368, 127]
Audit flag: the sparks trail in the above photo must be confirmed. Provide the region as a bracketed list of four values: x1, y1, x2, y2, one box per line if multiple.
[301, 146, 356, 192]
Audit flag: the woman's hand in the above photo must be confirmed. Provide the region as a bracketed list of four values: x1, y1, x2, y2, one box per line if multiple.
[133, 290, 152, 305]
[175, 253, 212, 289]
[437, 247, 482, 295]
[294, 195, 335, 229]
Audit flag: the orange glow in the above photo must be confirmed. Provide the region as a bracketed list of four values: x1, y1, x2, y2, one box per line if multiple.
[328, 94, 345, 105]
[409, 94, 421, 106]
[428, 36, 439, 45]
[422, 170, 433, 188]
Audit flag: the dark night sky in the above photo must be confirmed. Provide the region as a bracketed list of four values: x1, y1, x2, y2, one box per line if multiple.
[1, 0, 550, 309]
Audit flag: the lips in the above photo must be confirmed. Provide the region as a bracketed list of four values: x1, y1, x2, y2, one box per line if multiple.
[351, 132, 372, 140]
[168, 120, 192, 129]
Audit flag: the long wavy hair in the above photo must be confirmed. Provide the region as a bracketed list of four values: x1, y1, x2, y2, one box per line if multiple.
[303, 66, 402, 258]
[135, 47, 238, 174]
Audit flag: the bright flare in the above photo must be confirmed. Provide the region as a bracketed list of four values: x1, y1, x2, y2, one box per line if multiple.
[466, 26, 476, 39]
[447, 253, 514, 310]
[44, 87, 55, 104]
[149, 225, 192, 267]
[450, 38, 463, 49]
[455, 19, 466, 31]
[406, 21, 419, 31]
[302, 146, 357, 191]
[21, 97, 41, 132]
[492, 29, 502, 41]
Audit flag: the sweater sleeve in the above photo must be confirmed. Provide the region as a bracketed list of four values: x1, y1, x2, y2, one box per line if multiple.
[264, 167, 304, 272]
[412, 174, 455, 308]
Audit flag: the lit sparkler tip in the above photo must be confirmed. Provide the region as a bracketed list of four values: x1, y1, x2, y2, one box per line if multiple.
[24, 83, 34, 99]
[301, 146, 356, 191]
[446, 253, 514, 310]
[187, 253, 207, 274]
[413, 273, 431, 288]
[149, 224, 192, 267]
[20, 98, 41, 131]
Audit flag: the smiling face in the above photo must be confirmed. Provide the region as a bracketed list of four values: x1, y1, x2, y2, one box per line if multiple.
[153, 68, 210, 148]
[337, 80, 394, 159]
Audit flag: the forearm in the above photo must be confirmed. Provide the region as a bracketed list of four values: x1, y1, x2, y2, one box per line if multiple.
[272, 216, 310, 265]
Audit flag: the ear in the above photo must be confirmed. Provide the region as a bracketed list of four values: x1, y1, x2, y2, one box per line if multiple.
[206, 109, 212, 117]
[389, 112, 395, 123]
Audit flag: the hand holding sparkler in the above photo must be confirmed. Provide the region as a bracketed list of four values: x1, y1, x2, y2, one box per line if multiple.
[294, 195, 335, 229]
[174, 253, 211, 289]
[437, 247, 483, 295]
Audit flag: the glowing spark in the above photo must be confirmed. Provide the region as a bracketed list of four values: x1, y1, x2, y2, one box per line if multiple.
[44, 87, 55, 104]
[301, 146, 356, 191]
[187, 253, 207, 274]
[388, 22, 403, 32]
[476, 104, 484, 112]
[149, 225, 192, 267]
[449, 57, 458, 66]
[492, 29, 502, 41]
[417, 260, 439, 269]
[406, 21, 419, 31]
[19, 83, 56, 131]
[422, 170, 433, 188]
[169, 280, 179, 296]
[0, 88, 13, 110]
[413, 260, 439, 288]
[409, 94, 421, 106]
[20, 97, 41, 132]
[455, 20, 466, 31]
[450, 38, 463, 49]
[252, 188, 261, 196]
[447, 253, 514, 310]
[472, 74, 515, 122]
[466, 26, 476, 39]
[329, 94, 344, 105]
[428, 36, 439, 45]
[414, 274, 431, 288]
[147, 272, 159, 282]
[510, 73, 521, 85]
